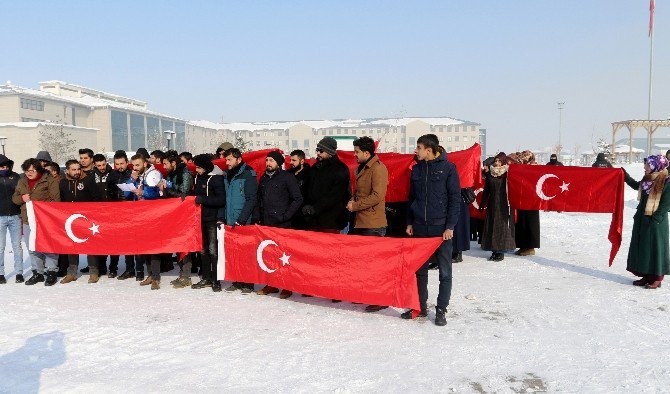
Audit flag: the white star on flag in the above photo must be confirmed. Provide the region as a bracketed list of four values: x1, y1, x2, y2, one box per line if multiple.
[559, 182, 570, 193]
[279, 252, 291, 267]
[89, 223, 100, 236]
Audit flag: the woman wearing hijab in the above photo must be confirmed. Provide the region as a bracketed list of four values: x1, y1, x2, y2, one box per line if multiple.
[479, 152, 516, 261]
[624, 155, 670, 289]
[515, 150, 541, 256]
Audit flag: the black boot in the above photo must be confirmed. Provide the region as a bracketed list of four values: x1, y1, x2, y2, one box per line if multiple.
[493, 252, 504, 261]
[452, 251, 463, 263]
[117, 271, 135, 280]
[0, 275, 5, 284]
[435, 307, 447, 326]
[44, 271, 58, 286]
[135, 272, 144, 282]
[108, 271, 117, 279]
[15, 274, 24, 283]
[401, 309, 427, 320]
[191, 279, 213, 289]
[212, 281, 222, 292]
[25, 271, 45, 285]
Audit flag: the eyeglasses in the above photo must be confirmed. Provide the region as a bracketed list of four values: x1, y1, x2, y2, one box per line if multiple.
[316, 148, 324, 153]
[25, 168, 37, 173]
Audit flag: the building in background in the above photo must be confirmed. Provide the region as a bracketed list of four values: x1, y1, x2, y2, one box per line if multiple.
[0, 80, 484, 163]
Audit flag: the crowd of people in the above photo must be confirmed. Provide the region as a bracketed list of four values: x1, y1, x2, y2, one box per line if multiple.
[0, 135, 668, 326]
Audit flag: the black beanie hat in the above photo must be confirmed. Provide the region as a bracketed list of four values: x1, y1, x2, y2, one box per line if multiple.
[193, 154, 214, 174]
[136, 148, 150, 160]
[317, 137, 337, 156]
[266, 151, 285, 167]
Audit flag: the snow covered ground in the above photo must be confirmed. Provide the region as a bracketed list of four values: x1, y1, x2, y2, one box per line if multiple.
[1, 164, 670, 393]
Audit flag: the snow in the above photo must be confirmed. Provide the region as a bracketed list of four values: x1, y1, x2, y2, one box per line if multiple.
[0, 122, 98, 131]
[1, 164, 670, 392]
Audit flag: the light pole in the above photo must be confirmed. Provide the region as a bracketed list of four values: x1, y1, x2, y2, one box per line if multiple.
[0, 136, 6, 156]
[557, 102, 565, 155]
[163, 130, 175, 151]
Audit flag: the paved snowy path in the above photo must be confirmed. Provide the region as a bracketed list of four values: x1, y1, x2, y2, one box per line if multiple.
[1, 165, 669, 393]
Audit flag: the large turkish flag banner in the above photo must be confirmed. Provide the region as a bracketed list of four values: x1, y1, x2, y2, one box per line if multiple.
[26, 197, 202, 255]
[507, 165, 624, 265]
[217, 225, 443, 313]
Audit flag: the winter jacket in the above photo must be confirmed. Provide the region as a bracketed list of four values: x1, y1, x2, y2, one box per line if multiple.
[35, 151, 53, 162]
[351, 155, 388, 229]
[0, 161, 21, 217]
[305, 156, 351, 230]
[288, 163, 311, 229]
[407, 152, 461, 230]
[546, 159, 564, 166]
[255, 169, 303, 228]
[91, 165, 113, 201]
[164, 163, 194, 198]
[194, 172, 226, 223]
[223, 163, 257, 225]
[127, 165, 162, 201]
[592, 153, 613, 168]
[12, 174, 61, 224]
[107, 168, 133, 201]
[59, 174, 100, 202]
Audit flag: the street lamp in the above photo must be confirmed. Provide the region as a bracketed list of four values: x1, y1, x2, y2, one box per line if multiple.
[557, 102, 565, 156]
[163, 130, 176, 150]
[0, 136, 6, 155]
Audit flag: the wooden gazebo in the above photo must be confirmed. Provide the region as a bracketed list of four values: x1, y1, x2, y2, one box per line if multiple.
[611, 119, 670, 163]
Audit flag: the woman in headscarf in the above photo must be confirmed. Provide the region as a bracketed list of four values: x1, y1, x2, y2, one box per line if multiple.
[479, 152, 516, 261]
[515, 150, 541, 256]
[624, 155, 670, 289]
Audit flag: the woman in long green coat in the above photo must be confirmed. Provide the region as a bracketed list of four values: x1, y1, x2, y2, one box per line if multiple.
[624, 154, 670, 289]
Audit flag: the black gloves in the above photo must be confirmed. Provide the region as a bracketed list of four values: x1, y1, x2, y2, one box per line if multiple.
[302, 205, 316, 216]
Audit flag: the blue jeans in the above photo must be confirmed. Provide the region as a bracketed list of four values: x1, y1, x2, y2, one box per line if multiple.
[413, 223, 453, 311]
[0, 215, 23, 275]
[22, 223, 58, 274]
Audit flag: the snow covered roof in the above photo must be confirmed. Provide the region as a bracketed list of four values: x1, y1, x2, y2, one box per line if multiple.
[613, 144, 644, 154]
[0, 122, 98, 131]
[190, 116, 472, 132]
[0, 83, 182, 121]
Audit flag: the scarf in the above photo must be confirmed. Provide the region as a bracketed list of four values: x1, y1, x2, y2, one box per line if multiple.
[490, 164, 508, 178]
[639, 169, 669, 216]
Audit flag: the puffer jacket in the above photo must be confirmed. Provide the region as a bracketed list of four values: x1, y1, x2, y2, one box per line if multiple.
[255, 169, 303, 228]
[407, 151, 461, 230]
[223, 163, 257, 225]
[194, 172, 226, 223]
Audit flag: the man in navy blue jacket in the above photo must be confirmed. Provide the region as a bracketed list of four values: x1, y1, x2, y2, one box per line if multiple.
[403, 134, 461, 326]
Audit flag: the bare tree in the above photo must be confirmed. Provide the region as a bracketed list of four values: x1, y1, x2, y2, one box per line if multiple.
[38, 120, 76, 164]
[234, 134, 251, 153]
[147, 132, 166, 152]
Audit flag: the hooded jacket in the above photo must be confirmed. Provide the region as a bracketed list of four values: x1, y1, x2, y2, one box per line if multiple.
[592, 153, 613, 168]
[223, 162, 257, 225]
[59, 173, 100, 202]
[194, 171, 226, 223]
[407, 151, 461, 230]
[35, 151, 53, 163]
[0, 155, 21, 216]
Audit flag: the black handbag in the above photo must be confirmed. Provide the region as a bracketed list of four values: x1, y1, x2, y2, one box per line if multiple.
[461, 187, 476, 204]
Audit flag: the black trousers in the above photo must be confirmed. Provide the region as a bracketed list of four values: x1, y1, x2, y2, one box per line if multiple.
[413, 224, 453, 311]
[200, 222, 219, 282]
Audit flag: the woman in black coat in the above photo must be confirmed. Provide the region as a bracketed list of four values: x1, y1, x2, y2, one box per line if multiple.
[479, 153, 516, 261]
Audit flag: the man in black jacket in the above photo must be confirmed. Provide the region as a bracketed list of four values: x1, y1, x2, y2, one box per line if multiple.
[59, 160, 102, 285]
[302, 137, 351, 233]
[90, 154, 116, 276]
[0, 155, 23, 284]
[288, 149, 311, 229]
[546, 154, 564, 166]
[255, 151, 303, 298]
[190, 154, 226, 292]
[592, 153, 613, 168]
[403, 134, 461, 326]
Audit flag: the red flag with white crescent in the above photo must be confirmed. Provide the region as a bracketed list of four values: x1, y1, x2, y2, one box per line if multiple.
[217, 225, 442, 314]
[26, 197, 202, 255]
[507, 165, 624, 265]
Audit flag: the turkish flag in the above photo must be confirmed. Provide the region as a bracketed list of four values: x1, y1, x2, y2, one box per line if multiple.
[217, 225, 443, 313]
[469, 182, 487, 220]
[26, 197, 202, 255]
[507, 165, 624, 265]
[186, 149, 280, 181]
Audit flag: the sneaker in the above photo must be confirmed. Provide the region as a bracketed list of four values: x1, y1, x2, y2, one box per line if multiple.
[452, 252, 463, 263]
[365, 305, 389, 313]
[240, 285, 254, 294]
[44, 271, 58, 286]
[135, 272, 145, 282]
[15, 274, 24, 283]
[88, 275, 100, 284]
[0, 275, 5, 284]
[60, 274, 77, 284]
[108, 271, 117, 279]
[192, 279, 213, 289]
[151, 280, 160, 290]
[434, 307, 447, 326]
[25, 272, 45, 286]
[140, 276, 153, 286]
[401, 309, 427, 320]
[117, 271, 135, 280]
[173, 277, 192, 289]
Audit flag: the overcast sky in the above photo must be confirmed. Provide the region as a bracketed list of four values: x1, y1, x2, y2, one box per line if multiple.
[1, 1, 668, 153]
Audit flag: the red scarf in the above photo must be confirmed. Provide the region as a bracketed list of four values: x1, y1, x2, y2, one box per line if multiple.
[27, 173, 42, 191]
